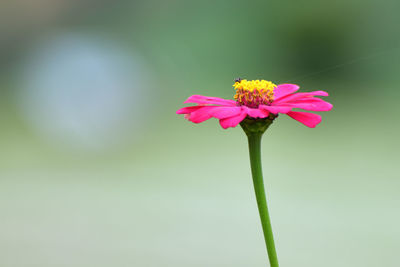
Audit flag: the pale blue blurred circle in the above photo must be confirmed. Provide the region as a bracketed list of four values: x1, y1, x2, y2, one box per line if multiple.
[17, 33, 153, 151]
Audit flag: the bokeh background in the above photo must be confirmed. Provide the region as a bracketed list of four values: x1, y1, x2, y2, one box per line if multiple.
[1, 0, 399, 266]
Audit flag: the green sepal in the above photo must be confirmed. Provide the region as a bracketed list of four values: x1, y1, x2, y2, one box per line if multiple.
[240, 114, 277, 136]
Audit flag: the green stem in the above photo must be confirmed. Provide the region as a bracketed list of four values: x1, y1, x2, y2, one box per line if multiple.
[247, 133, 279, 267]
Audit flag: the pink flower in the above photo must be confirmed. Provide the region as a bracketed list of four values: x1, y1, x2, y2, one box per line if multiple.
[176, 79, 332, 129]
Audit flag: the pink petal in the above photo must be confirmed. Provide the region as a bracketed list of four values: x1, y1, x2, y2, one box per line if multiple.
[244, 106, 270, 118]
[261, 105, 292, 114]
[274, 91, 329, 105]
[209, 106, 243, 119]
[219, 112, 247, 129]
[184, 95, 236, 106]
[286, 111, 322, 128]
[285, 98, 333, 112]
[176, 106, 204, 114]
[274, 84, 300, 99]
[188, 106, 216, 123]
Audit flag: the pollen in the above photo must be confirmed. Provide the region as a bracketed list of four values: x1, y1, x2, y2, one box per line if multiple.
[233, 79, 277, 108]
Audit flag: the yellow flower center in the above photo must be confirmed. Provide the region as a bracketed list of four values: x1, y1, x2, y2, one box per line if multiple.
[233, 79, 277, 108]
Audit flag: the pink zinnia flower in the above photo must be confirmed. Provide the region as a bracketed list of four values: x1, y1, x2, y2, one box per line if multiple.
[176, 78, 332, 129]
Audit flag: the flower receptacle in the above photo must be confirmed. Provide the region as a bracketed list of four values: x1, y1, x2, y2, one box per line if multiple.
[240, 115, 277, 137]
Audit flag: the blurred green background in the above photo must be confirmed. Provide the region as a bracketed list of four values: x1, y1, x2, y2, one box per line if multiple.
[1, 0, 399, 266]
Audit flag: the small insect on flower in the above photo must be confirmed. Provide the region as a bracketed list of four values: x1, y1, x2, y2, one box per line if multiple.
[234, 77, 242, 83]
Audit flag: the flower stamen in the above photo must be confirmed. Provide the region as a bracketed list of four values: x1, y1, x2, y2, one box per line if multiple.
[233, 79, 277, 108]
